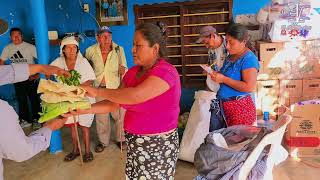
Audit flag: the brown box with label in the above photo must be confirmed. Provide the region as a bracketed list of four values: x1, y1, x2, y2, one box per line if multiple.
[258, 41, 300, 80]
[280, 80, 303, 98]
[302, 79, 320, 96]
[258, 41, 284, 62]
[285, 104, 320, 157]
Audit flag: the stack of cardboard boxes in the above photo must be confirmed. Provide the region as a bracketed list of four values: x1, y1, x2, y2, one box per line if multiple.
[256, 39, 320, 116]
[256, 39, 320, 157]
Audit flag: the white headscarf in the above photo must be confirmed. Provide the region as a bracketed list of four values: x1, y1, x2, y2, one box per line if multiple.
[60, 36, 79, 57]
[59, 36, 85, 65]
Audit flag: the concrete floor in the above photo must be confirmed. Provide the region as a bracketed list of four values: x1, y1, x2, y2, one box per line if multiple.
[3, 122, 320, 180]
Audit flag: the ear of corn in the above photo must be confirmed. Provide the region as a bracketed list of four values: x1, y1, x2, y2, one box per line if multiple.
[38, 100, 91, 123]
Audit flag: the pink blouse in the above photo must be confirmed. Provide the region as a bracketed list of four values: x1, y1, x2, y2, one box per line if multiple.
[121, 59, 181, 135]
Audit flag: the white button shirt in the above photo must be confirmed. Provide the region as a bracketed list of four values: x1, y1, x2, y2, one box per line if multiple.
[0, 64, 52, 180]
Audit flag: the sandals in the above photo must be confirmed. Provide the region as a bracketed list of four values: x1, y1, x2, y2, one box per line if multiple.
[83, 152, 94, 163]
[64, 151, 94, 163]
[64, 152, 80, 162]
[95, 143, 106, 153]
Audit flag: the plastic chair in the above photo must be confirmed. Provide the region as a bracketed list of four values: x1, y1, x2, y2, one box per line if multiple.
[238, 114, 292, 180]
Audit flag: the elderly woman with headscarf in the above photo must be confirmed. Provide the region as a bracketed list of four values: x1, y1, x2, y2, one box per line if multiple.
[50, 36, 96, 162]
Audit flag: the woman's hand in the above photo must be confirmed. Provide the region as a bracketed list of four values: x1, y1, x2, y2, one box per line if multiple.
[43, 116, 68, 131]
[119, 65, 127, 76]
[209, 71, 225, 83]
[81, 85, 98, 98]
[29, 74, 40, 81]
[62, 108, 90, 118]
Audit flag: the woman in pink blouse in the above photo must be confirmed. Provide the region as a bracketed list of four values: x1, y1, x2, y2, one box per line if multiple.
[67, 22, 181, 179]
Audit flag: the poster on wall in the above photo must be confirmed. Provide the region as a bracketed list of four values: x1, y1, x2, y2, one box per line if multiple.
[0, 18, 9, 35]
[96, 0, 128, 26]
[269, 0, 320, 42]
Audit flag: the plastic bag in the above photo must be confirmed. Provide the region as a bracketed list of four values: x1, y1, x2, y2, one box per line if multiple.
[206, 75, 220, 92]
[179, 90, 216, 162]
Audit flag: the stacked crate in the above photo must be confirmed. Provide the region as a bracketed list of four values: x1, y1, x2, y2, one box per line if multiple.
[256, 39, 320, 116]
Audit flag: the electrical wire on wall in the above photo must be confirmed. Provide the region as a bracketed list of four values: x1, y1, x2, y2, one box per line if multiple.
[77, 0, 101, 43]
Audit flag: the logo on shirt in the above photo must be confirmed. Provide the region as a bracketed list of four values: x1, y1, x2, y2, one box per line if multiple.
[10, 50, 28, 63]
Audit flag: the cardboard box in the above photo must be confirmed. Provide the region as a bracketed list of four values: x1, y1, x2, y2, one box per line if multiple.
[258, 67, 290, 80]
[290, 97, 301, 105]
[259, 41, 294, 80]
[278, 96, 302, 110]
[258, 41, 284, 62]
[300, 59, 320, 79]
[280, 80, 302, 98]
[257, 80, 280, 116]
[278, 97, 303, 116]
[303, 39, 320, 60]
[285, 104, 320, 157]
[302, 79, 320, 96]
[257, 80, 280, 97]
[258, 41, 313, 80]
[300, 96, 320, 102]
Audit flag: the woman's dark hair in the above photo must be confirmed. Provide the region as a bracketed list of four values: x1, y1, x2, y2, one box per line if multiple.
[135, 22, 167, 57]
[226, 23, 249, 42]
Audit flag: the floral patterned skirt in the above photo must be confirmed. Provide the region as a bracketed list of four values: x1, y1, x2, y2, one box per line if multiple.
[125, 130, 179, 180]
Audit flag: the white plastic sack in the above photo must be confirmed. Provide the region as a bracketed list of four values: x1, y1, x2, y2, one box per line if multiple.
[179, 90, 216, 162]
[206, 75, 220, 92]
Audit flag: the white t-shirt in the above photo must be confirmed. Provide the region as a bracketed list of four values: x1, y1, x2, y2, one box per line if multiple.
[0, 42, 37, 64]
[50, 54, 96, 127]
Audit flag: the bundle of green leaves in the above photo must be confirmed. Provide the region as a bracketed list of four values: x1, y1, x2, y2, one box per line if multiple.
[57, 70, 81, 86]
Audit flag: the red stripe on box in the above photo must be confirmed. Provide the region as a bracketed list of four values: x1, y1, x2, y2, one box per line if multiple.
[286, 137, 320, 147]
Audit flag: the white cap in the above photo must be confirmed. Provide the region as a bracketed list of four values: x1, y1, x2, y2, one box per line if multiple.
[60, 36, 79, 56]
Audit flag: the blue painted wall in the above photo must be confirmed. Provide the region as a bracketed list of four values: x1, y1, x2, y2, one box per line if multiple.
[0, 0, 270, 99]
[0, 0, 270, 102]
[0, 0, 271, 66]
[233, 0, 270, 17]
